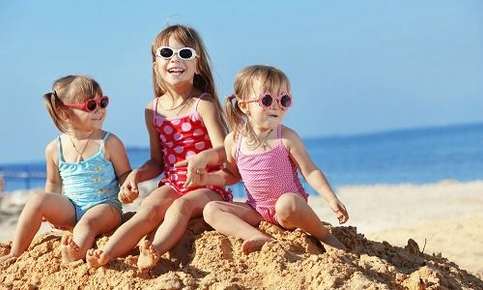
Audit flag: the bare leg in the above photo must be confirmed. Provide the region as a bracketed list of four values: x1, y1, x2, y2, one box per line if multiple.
[61, 204, 121, 263]
[86, 185, 177, 268]
[137, 189, 222, 271]
[275, 193, 346, 250]
[1, 192, 75, 262]
[203, 201, 272, 255]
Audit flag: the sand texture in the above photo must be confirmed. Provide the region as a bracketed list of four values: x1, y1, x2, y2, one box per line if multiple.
[1, 218, 482, 289]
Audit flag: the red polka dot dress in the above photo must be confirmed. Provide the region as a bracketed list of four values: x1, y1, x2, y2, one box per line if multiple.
[152, 94, 232, 201]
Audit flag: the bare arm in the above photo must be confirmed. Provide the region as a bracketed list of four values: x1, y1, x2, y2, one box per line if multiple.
[178, 97, 228, 187]
[104, 133, 132, 185]
[131, 105, 165, 182]
[44, 140, 62, 193]
[118, 102, 164, 203]
[197, 97, 226, 147]
[182, 132, 241, 188]
[283, 127, 349, 223]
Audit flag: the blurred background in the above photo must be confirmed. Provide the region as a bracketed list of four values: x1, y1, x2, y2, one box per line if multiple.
[0, 0, 482, 192]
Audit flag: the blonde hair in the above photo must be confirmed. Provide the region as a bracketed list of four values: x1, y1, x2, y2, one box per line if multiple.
[151, 24, 226, 131]
[43, 75, 103, 132]
[225, 65, 290, 144]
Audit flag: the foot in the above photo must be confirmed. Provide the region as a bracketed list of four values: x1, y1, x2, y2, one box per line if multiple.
[137, 239, 161, 271]
[86, 248, 110, 268]
[241, 236, 272, 255]
[60, 233, 82, 263]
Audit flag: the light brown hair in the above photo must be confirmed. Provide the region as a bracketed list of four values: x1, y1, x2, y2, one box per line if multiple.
[151, 24, 226, 131]
[225, 65, 290, 144]
[43, 75, 103, 132]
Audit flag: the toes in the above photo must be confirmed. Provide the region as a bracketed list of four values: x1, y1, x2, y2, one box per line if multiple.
[139, 239, 151, 252]
[61, 234, 69, 245]
[86, 249, 94, 257]
[68, 239, 80, 252]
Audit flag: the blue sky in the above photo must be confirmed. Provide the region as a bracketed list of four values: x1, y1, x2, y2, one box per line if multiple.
[0, 1, 482, 163]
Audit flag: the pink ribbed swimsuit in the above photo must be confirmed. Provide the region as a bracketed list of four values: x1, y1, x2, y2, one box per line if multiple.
[236, 125, 308, 224]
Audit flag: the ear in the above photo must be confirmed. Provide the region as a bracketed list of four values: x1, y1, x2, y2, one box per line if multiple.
[58, 109, 71, 122]
[237, 101, 250, 116]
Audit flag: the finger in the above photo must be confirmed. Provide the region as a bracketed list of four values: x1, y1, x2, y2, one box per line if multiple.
[185, 173, 197, 188]
[340, 205, 349, 221]
[340, 211, 348, 224]
[119, 190, 127, 201]
[129, 181, 138, 192]
[175, 160, 188, 167]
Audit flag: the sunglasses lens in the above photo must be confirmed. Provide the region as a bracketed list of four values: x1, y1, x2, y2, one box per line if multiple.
[86, 100, 97, 112]
[261, 95, 273, 107]
[280, 95, 292, 108]
[100, 97, 109, 108]
[159, 47, 174, 58]
[178, 48, 193, 60]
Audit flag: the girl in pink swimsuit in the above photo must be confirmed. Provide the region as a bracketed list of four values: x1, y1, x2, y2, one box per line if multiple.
[198, 65, 349, 254]
[86, 25, 230, 271]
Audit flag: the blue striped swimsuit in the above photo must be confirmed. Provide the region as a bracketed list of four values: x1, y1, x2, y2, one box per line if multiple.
[57, 132, 122, 222]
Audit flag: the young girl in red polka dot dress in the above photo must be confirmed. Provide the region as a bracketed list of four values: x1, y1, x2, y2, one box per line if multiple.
[86, 25, 230, 271]
[188, 65, 349, 254]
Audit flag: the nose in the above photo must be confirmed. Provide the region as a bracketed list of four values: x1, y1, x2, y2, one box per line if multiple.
[169, 52, 182, 62]
[271, 99, 283, 111]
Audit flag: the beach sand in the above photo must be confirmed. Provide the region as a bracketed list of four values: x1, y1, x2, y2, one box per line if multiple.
[0, 180, 482, 288]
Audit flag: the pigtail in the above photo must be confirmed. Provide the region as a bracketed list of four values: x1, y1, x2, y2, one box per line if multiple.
[43, 90, 67, 133]
[225, 95, 245, 140]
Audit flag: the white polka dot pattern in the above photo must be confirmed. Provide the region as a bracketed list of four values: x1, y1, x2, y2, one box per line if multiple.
[181, 122, 192, 132]
[151, 96, 232, 201]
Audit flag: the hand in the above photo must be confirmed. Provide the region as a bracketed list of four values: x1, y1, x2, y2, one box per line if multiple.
[328, 198, 349, 224]
[175, 152, 210, 188]
[118, 171, 139, 204]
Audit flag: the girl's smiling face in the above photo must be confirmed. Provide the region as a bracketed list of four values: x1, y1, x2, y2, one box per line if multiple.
[155, 36, 198, 89]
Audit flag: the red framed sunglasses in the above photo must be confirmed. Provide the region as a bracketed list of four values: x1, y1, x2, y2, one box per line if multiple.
[63, 96, 109, 112]
[244, 92, 292, 110]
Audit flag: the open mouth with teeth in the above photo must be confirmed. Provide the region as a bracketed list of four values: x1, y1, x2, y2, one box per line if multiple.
[168, 68, 185, 74]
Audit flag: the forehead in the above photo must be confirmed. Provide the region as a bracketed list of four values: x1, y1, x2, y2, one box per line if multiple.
[167, 36, 188, 48]
[253, 78, 290, 95]
[156, 33, 194, 49]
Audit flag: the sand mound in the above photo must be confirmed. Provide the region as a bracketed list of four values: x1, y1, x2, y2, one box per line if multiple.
[1, 219, 482, 289]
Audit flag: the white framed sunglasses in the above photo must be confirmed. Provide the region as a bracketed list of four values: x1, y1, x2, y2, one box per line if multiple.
[156, 46, 198, 61]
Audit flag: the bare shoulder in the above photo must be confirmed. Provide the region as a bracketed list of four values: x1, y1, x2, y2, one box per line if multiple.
[281, 126, 301, 141]
[145, 98, 156, 110]
[280, 126, 303, 149]
[105, 132, 123, 144]
[104, 132, 125, 151]
[196, 94, 217, 112]
[224, 132, 237, 159]
[45, 138, 59, 165]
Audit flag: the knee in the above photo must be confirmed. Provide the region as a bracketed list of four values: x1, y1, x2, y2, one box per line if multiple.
[275, 193, 302, 226]
[76, 216, 98, 231]
[166, 198, 194, 217]
[203, 201, 224, 224]
[26, 192, 51, 213]
[140, 203, 166, 225]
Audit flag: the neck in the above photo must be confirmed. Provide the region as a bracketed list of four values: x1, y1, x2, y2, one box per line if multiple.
[67, 128, 97, 140]
[252, 125, 274, 138]
[167, 83, 195, 101]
